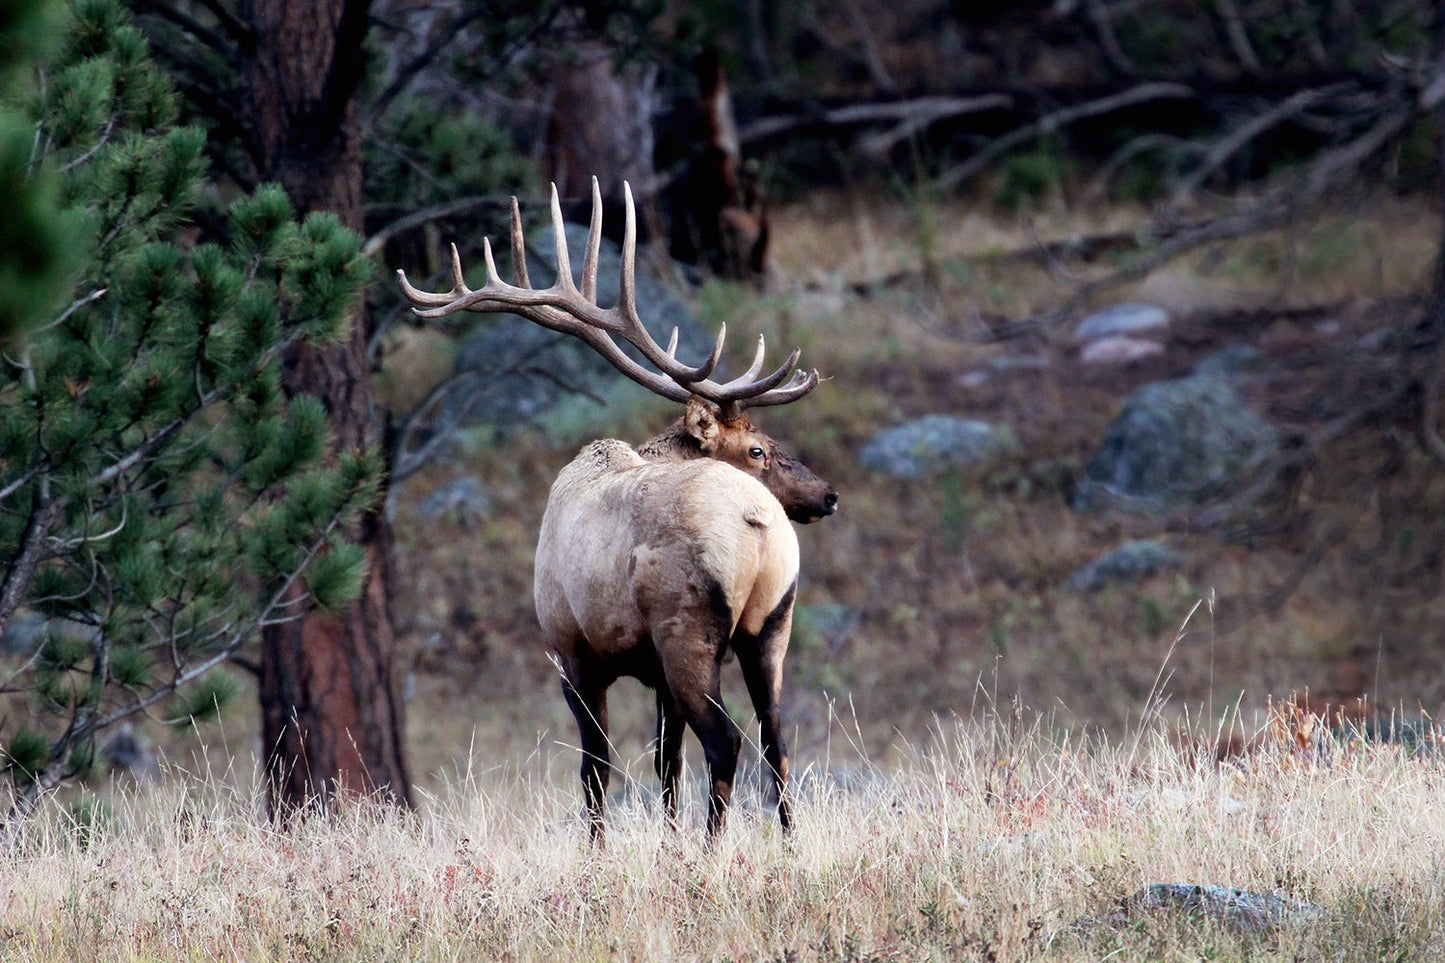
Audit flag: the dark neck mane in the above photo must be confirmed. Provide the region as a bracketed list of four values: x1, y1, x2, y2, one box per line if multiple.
[636, 418, 704, 463]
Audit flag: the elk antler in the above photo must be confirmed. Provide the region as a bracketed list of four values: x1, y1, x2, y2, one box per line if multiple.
[396, 177, 819, 413]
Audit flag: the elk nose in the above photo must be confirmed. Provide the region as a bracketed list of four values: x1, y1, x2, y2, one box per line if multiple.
[823, 489, 839, 514]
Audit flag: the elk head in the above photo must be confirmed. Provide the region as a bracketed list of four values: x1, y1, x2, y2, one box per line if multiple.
[397, 177, 837, 522]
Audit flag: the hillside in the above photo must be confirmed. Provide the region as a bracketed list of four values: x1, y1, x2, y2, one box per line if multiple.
[383, 186, 1444, 789]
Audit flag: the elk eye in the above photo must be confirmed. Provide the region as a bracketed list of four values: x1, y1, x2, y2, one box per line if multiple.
[749, 446, 766, 460]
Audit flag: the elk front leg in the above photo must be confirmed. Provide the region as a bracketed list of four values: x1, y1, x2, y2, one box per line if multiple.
[562, 678, 611, 844]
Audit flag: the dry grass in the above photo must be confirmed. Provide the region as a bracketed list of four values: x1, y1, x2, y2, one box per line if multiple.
[3, 703, 1443, 961]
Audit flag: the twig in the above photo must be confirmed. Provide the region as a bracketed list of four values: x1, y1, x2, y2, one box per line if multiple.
[936, 82, 1196, 192]
[362, 195, 513, 259]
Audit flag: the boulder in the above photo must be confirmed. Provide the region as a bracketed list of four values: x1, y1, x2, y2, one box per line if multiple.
[1075, 302, 1171, 341]
[415, 476, 492, 527]
[1067, 540, 1184, 591]
[1124, 883, 1326, 934]
[1072, 374, 1278, 514]
[860, 415, 1017, 479]
[1079, 336, 1164, 365]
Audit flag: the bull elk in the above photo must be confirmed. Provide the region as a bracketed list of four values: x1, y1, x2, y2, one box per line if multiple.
[397, 178, 837, 842]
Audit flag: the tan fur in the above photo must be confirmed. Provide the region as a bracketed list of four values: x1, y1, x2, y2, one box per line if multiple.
[533, 425, 813, 842]
[536, 446, 798, 655]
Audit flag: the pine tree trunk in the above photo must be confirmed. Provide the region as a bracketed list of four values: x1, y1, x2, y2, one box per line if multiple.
[1423, 11, 1445, 344]
[241, 0, 413, 813]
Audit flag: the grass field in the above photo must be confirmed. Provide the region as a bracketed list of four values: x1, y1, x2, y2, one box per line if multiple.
[2, 698, 1441, 961]
[7, 189, 1445, 961]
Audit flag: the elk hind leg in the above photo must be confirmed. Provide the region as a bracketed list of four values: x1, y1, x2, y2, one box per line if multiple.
[562, 678, 611, 843]
[654, 688, 685, 825]
[736, 598, 795, 831]
[661, 654, 739, 839]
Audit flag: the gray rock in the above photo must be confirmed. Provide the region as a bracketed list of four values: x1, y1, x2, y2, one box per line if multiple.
[1075, 303, 1171, 341]
[101, 724, 159, 782]
[415, 476, 492, 526]
[1067, 540, 1184, 591]
[1193, 344, 1265, 377]
[1125, 883, 1326, 934]
[447, 221, 712, 433]
[1072, 374, 1278, 514]
[1079, 336, 1164, 365]
[1, 612, 97, 656]
[860, 415, 1017, 479]
[1059, 883, 1327, 947]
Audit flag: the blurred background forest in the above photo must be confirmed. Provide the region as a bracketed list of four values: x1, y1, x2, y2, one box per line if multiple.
[5, 0, 1445, 808]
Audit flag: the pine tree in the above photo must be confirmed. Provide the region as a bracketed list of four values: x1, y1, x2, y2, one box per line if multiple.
[0, 0, 381, 822]
[0, 0, 78, 338]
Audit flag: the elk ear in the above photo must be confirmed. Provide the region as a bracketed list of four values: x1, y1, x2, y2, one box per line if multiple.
[683, 397, 722, 453]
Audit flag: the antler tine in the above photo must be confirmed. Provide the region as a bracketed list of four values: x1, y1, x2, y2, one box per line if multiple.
[707, 345, 805, 401]
[481, 237, 500, 284]
[737, 367, 821, 409]
[509, 196, 530, 288]
[395, 242, 473, 307]
[549, 183, 576, 296]
[581, 176, 603, 304]
[610, 181, 723, 383]
[731, 334, 769, 385]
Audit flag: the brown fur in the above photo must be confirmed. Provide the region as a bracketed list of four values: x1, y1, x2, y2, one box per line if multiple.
[534, 399, 835, 842]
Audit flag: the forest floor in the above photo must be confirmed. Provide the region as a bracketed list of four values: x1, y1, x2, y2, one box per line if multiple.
[377, 185, 1445, 793]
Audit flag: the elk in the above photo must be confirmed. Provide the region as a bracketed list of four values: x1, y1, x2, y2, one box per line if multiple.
[397, 178, 837, 842]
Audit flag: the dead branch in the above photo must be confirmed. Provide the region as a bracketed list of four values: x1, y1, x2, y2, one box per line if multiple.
[983, 83, 1421, 340]
[1212, 0, 1262, 75]
[838, 0, 898, 95]
[738, 94, 1014, 149]
[1083, 0, 1137, 77]
[362, 195, 513, 258]
[936, 82, 1196, 191]
[1171, 82, 1357, 204]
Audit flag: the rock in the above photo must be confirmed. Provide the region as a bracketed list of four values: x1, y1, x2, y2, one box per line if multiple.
[1067, 540, 1183, 591]
[1193, 344, 1264, 377]
[1125, 884, 1326, 934]
[448, 221, 712, 433]
[1079, 336, 1164, 365]
[1, 612, 97, 656]
[101, 724, 159, 782]
[989, 353, 1049, 371]
[793, 603, 858, 648]
[415, 477, 492, 526]
[1072, 374, 1278, 515]
[860, 415, 1017, 479]
[1075, 303, 1171, 341]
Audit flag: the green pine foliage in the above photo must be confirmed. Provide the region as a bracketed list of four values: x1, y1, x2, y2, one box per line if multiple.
[0, 0, 382, 816]
[364, 93, 531, 211]
[0, 0, 80, 340]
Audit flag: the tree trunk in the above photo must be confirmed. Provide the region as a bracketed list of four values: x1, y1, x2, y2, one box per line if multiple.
[241, 0, 413, 813]
[667, 47, 769, 282]
[542, 38, 658, 237]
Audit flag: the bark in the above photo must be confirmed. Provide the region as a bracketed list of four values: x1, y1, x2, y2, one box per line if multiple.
[0, 495, 64, 640]
[1424, 19, 1445, 343]
[241, 0, 412, 813]
[541, 37, 658, 239]
[668, 48, 769, 281]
